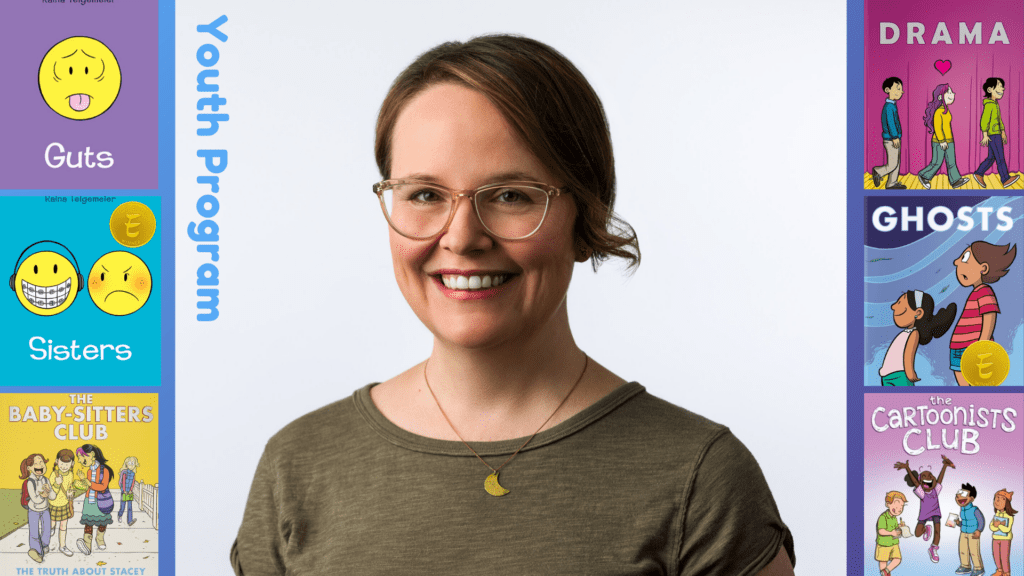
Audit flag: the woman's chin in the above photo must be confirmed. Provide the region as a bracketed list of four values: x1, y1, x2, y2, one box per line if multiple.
[430, 319, 519, 350]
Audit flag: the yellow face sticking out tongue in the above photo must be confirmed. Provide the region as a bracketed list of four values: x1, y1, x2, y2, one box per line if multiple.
[38, 37, 121, 120]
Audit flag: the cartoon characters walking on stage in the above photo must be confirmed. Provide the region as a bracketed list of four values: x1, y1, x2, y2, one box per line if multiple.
[868, 75, 1023, 190]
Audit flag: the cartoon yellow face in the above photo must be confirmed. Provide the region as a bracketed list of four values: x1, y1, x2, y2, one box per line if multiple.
[88, 251, 152, 316]
[12, 251, 81, 316]
[38, 37, 122, 120]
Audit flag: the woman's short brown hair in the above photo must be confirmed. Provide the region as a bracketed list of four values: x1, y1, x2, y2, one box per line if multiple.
[374, 34, 640, 272]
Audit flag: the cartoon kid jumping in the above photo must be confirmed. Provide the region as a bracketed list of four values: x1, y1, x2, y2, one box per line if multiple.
[950, 241, 1016, 385]
[895, 455, 955, 563]
[880, 290, 956, 385]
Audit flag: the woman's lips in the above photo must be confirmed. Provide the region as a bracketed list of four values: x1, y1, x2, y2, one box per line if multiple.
[432, 273, 518, 299]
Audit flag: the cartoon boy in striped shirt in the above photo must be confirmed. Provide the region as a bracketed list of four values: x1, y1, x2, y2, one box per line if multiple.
[950, 241, 1017, 385]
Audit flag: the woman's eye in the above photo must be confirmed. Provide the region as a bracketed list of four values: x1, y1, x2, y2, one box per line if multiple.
[101, 273, 105, 281]
[411, 189, 443, 202]
[124, 273, 129, 281]
[495, 189, 527, 203]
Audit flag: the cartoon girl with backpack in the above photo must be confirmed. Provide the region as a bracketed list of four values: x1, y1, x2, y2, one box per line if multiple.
[20, 453, 56, 563]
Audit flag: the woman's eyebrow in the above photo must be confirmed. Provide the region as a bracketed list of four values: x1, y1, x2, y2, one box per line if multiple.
[487, 171, 540, 182]
[398, 171, 541, 184]
[399, 173, 441, 183]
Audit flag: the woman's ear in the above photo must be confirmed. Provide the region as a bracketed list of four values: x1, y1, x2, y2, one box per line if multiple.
[574, 236, 593, 263]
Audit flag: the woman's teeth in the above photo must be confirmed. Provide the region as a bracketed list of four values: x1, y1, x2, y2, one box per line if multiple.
[440, 274, 509, 290]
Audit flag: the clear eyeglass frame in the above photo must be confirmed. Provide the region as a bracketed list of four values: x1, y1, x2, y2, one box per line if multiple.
[371, 179, 564, 240]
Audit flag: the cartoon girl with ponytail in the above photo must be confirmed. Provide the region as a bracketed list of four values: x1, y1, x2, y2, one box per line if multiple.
[880, 290, 957, 385]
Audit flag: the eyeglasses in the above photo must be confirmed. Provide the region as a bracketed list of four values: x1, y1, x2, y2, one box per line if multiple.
[372, 179, 564, 240]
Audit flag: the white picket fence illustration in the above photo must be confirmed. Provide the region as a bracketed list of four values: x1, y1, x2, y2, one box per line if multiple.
[132, 480, 159, 530]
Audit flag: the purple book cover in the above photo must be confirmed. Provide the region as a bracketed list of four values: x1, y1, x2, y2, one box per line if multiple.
[863, 393, 1023, 574]
[0, 1, 158, 190]
[863, 0, 1023, 190]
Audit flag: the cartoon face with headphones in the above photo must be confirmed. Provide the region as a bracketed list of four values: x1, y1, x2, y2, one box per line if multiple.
[9, 241, 85, 316]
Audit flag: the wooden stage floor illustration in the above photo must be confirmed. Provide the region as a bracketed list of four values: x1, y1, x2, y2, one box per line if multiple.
[863, 172, 1024, 190]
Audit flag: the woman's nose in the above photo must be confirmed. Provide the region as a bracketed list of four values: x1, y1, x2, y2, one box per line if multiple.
[438, 195, 492, 253]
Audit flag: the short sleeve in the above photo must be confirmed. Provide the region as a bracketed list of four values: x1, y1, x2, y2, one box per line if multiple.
[231, 448, 288, 576]
[914, 485, 925, 500]
[977, 286, 999, 315]
[677, 431, 794, 575]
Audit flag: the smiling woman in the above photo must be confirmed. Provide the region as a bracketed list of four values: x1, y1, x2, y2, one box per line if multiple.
[231, 35, 795, 575]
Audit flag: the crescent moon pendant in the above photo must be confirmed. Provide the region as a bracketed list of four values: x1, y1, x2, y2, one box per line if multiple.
[484, 471, 510, 496]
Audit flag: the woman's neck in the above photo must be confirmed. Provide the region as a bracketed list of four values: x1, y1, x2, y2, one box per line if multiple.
[424, 310, 586, 439]
[372, 305, 626, 442]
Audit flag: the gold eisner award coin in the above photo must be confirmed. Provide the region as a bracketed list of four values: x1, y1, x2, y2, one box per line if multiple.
[110, 201, 157, 248]
[961, 341, 1010, 386]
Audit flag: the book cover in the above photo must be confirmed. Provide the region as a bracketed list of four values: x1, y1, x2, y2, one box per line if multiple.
[864, 196, 1022, 386]
[0, 393, 159, 574]
[863, 392, 1022, 574]
[863, 0, 1024, 192]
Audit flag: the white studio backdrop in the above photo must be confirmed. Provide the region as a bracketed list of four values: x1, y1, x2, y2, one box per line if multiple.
[175, 0, 845, 572]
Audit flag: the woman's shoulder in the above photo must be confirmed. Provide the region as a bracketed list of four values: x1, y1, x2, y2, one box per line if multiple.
[260, 387, 371, 460]
[599, 387, 762, 476]
[615, 388, 730, 441]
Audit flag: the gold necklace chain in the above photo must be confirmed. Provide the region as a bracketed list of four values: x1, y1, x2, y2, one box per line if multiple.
[423, 353, 589, 496]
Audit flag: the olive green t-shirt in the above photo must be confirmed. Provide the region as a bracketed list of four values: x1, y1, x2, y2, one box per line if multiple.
[231, 383, 794, 575]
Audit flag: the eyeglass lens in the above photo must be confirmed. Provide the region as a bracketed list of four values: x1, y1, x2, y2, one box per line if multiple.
[381, 184, 550, 239]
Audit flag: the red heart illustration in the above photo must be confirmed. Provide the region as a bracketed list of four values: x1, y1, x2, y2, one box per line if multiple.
[934, 60, 952, 75]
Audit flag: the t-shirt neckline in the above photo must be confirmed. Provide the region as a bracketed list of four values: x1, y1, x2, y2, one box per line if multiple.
[353, 381, 645, 457]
